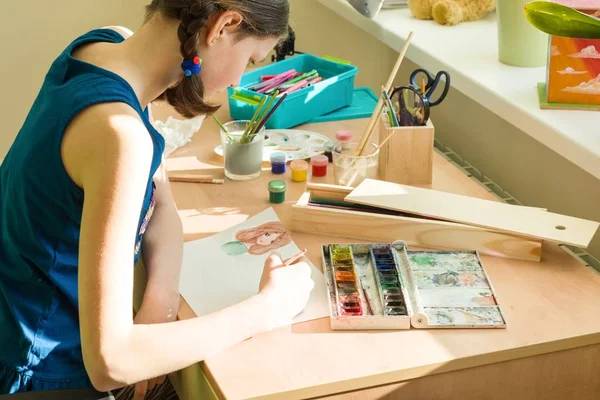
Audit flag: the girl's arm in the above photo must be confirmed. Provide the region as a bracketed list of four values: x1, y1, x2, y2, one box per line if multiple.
[137, 162, 183, 322]
[63, 103, 314, 391]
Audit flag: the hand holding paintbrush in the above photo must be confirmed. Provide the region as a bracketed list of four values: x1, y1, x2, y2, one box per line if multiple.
[259, 249, 314, 329]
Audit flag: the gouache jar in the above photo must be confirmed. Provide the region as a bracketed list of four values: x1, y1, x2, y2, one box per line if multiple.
[323, 141, 336, 163]
[268, 180, 287, 204]
[270, 151, 287, 175]
[311, 155, 329, 177]
[335, 130, 353, 150]
[290, 160, 308, 182]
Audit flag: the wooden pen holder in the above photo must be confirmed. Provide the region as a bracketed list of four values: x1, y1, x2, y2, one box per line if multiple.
[378, 115, 434, 185]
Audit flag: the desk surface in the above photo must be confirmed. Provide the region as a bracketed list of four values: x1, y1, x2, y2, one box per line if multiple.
[317, 0, 600, 181]
[154, 99, 600, 400]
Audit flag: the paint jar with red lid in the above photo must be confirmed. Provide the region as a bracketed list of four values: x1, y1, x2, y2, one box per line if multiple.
[335, 130, 353, 150]
[311, 155, 329, 177]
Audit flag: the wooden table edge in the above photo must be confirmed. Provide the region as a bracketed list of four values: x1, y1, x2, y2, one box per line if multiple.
[175, 290, 600, 400]
[228, 332, 600, 400]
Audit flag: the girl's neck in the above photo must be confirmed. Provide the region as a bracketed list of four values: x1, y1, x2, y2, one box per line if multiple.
[114, 14, 186, 108]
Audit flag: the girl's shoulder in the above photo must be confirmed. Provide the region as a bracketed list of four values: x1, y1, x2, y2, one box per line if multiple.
[101, 26, 134, 39]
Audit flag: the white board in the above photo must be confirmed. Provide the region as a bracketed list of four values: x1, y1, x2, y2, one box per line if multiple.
[179, 208, 329, 325]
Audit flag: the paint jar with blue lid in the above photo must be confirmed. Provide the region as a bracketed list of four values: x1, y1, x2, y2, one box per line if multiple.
[268, 180, 287, 204]
[270, 151, 287, 175]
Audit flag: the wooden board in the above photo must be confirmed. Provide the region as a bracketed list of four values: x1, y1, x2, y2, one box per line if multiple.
[345, 179, 599, 248]
[292, 193, 542, 262]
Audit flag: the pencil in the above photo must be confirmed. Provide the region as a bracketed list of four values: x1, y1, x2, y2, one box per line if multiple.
[421, 78, 426, 95]
[168, 174, 225, 184]
[283, 249, 308, 267]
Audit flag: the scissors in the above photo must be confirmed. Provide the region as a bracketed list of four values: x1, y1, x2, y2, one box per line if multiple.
[388, 69, 451, 126]
[409, 68, 450, 106]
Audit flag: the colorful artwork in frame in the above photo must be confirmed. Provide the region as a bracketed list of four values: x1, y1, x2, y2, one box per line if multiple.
[546, 8, 600, 106]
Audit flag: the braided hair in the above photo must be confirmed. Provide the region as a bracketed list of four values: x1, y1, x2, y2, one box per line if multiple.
[146, 0, 290, 118]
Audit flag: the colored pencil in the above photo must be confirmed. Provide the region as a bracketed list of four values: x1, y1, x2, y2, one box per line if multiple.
[250, 69, 296, 91]
[257, 71, 296, 93]
[281, 78, 311, 95]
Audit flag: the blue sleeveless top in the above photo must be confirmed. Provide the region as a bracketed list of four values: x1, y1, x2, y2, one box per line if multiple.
[0, 29, 165, 393]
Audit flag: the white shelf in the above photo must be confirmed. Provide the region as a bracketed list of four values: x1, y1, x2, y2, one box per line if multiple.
[318, 0, 600, 180]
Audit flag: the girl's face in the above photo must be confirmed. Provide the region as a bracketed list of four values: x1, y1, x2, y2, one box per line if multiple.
[257, 232, 281, 246]
[199, 12, 279, 97]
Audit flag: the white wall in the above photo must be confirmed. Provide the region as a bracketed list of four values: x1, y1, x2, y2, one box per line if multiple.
[0, 0, 148, 159]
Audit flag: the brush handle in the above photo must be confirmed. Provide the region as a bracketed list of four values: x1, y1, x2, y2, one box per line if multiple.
[169, 174, 224, 184]
[355, 32, 413, 156]
[253, 93, 288, 133]
[283, 249, 308, 267]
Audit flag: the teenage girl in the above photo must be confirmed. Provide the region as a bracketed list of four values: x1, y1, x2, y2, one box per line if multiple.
[0, 1, 314, 399]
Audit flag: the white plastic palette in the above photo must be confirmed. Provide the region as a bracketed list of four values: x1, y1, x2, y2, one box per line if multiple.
[214, 129, 330, 162]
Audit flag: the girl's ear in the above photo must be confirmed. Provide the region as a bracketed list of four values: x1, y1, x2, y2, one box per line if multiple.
[205, 10, 244, 46]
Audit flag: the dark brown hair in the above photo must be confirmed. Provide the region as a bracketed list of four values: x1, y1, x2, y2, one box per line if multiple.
[145, 0, 290, 118]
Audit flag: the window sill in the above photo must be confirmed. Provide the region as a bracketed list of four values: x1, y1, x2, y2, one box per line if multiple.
[318, 0, 600, 180]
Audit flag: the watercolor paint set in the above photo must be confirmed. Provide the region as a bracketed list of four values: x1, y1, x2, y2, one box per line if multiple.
[321, 241, 507, 330]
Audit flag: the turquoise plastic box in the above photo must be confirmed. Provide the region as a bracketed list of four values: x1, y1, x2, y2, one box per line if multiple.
[227, 54, 358, 129]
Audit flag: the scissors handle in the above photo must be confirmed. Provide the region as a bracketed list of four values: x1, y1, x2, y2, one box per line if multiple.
[409, 69, 450, 107]
[409, 68, 435, 91]
[426, 71, 450, 107]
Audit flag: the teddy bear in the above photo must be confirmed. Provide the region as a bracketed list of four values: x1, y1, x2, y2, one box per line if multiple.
[408, 0, 495, 26]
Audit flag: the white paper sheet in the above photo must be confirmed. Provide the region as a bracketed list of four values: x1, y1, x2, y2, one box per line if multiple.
[179, 208, 330, 325]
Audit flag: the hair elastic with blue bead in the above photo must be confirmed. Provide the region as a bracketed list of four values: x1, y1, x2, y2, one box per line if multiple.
[181, 56, 203, 77]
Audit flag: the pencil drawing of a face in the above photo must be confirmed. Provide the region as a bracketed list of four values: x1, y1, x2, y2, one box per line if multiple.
[235, 221, 292, 255]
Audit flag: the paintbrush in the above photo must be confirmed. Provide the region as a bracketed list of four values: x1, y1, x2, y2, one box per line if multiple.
[251, 91, 279, 135]
[283, 249, 308, 267]
[212, 115, 227, 132]
[241, 96, 269, 142]
[169, 174, 225, 184]
[381, 84, 399, 127]
[355, 31, 413, 156]
[252, 93, 288, 134]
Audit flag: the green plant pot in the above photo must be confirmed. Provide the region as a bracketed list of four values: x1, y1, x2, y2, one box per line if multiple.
[497, 0, 549, 67]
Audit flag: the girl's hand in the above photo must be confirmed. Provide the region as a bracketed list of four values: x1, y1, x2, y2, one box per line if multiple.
[132, 294, 179, 399]
[258, 253, 315, 330]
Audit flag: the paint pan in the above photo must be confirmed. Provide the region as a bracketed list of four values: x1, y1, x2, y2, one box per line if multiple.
[330, 245, 363, 317]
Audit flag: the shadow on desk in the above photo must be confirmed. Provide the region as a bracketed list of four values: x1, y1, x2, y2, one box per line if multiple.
[311, 342, 600, 400]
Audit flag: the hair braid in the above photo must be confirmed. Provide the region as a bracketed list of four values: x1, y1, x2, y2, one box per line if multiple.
[146, 0, 290, 118]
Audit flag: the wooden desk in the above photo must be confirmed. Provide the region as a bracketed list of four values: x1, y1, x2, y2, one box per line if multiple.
[152, 99, 600, 400]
